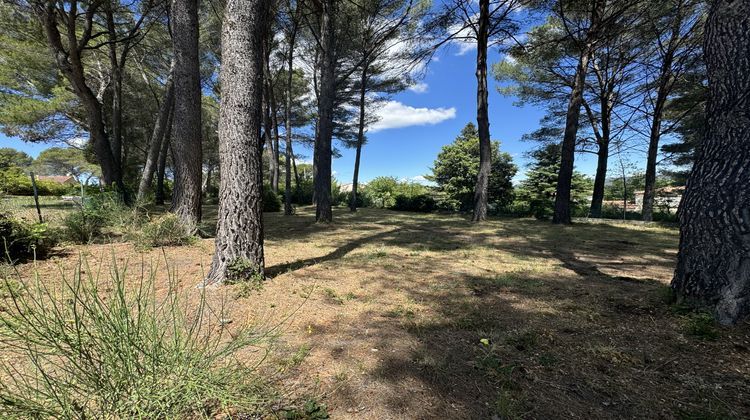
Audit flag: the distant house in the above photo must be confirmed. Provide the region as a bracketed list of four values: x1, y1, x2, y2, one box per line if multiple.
[36, 175, 77, 185]
[339, 182, 366, 193]
[634, 186, 684, 214]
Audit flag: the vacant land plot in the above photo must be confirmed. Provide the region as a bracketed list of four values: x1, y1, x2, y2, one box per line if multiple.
[6, 206, 750, 419]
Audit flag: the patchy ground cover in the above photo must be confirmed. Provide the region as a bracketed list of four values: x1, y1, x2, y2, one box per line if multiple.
[4, 205, 750, 419]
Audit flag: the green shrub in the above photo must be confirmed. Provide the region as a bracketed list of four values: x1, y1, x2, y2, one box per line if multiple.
[136, 213, 196, 249]
[341, 190, 372, 208]
[290, 179, 314, 205]
[0, 257, 273, 418]
[435, 195, 461, 212]
[62, 193, 134, 243]
[0, 167, 77, 196]
[264, 184, 282, 212]
[392, 193, 436, 212]
[0, 213, 57, 262]
[63, 206, 108, 243]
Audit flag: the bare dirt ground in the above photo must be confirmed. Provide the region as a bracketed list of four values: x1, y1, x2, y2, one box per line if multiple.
[9, 206, 750, 419]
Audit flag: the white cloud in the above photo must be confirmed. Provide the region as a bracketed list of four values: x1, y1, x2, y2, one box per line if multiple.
[448, 18, 478, 56]
[369, 101, 456, 132]
[408, 82, 429, 94]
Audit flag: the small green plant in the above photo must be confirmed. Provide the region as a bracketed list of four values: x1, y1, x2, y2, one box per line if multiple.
[0, 255, 274, 418]
[322, 287, 344, 305]
[136, 213, 196, 249]
[234, 278, 264, 298]
[685, 312, 719, 341]
[283, 399, 330, 419]
[226, 257, 265, 287]
[63, 208, 107, 243]
[1, 213, 58, 261]
[385, 304, 416, 320]
[279, 344, 311, 370]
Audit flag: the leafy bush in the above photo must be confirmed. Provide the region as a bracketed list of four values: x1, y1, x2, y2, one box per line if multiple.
[290, 179, 314, 205]
[136, 213, 196, 249]
[341, 190, 372, 208]
[264, 184, 282, 212]
[62, 193, 134, 243]
[63, 205, 108, 244]
[392, 193, 436, 213]
[0, 257, 272, 418]
[0, 167, 74, 196]
[435, 194, 461, 212]
[0, 213, 57, 262]
[363, 176, 399, 208]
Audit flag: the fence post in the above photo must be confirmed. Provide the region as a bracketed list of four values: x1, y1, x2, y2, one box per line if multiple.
[29, 172, 43, 223]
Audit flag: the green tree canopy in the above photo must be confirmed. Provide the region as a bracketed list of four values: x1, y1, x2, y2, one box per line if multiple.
[0, 147, 32, 169]
[33, 147, 100, 184]
[516, 143, 592, 219]
[429, 123, 516, 212]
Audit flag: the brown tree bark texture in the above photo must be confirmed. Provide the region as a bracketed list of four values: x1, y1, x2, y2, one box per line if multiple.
[672, 0, 750, 325]
[170, 0, 203, 229]
[206, 0, 268, 284]
[472, 0, 492, 222]
[314, 0, 336, 223]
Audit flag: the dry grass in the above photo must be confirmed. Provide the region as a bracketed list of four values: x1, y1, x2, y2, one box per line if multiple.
[6, 205, 750, 419]
[0, 195, 74, 226]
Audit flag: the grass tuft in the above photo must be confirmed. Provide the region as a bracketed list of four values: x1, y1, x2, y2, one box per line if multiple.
[0, 253, 274, 418]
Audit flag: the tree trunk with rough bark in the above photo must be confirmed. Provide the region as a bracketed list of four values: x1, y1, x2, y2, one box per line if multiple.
[314, 0, 336, 223]
[642, 6, 685, 222]
[472, 0, 491, 222]
[671, 0, 750, 325]
[170, 0, 203, 231]
[350, 62, 368, 213]
[205, 0, 268, 285]
[34, 1, 126, 196]
[155, 114, 172, 206]
[284, 20, 298, 216]
[137, 68, 175, 201]
[553, 2, 603, 224]
[590, 142, 609, 217]
[588, 92, 612, 218]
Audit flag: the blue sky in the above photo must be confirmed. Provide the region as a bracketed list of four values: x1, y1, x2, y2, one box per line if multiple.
[298, 45, 605, 186]
[1, 42, 608, 185]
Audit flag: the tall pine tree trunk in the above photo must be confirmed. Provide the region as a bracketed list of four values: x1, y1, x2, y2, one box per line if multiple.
[472, 0, 491, 222]
[642, 8, 683, 222]
[137, 67, 175, 201]
[205, 0, 269, 284]
[170, 0, 202, 232]
[672, 0, 750, 325]
[284, 24, 297, 216]
[589, 93, 611, 218]
[590, 141, 609, 217]
[34, 1, 125, 197]
[350, 63, 368, 212]
[553, 1, 603, 224]
[155, 114, 172, 206]
[314, 0, 336, 223]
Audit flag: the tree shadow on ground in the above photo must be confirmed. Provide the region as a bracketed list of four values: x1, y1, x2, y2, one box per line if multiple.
[266, 210, 749, 419]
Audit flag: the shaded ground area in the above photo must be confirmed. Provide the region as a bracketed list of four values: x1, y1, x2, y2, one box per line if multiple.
[10, 207, 750, 419]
